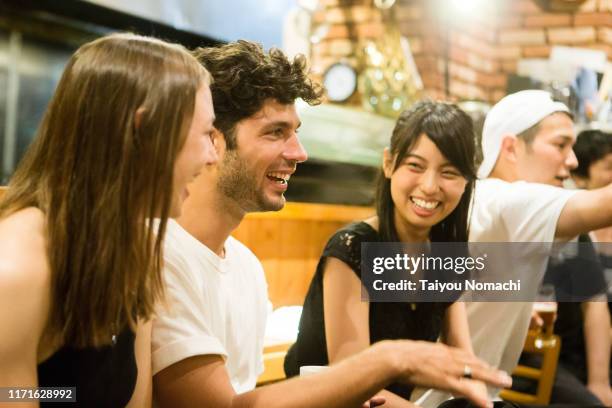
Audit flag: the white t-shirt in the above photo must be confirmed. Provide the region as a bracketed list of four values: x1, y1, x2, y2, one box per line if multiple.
[151, 220, 268, 393]
[467, 178, 576, 374]
[414, 178, 577, 406]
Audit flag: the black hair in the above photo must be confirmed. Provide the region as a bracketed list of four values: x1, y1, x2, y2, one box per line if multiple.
[376, 101, 476, 242]
[572, 129, 612, 179]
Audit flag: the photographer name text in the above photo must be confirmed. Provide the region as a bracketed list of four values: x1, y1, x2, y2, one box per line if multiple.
[372, 279, 522, 292]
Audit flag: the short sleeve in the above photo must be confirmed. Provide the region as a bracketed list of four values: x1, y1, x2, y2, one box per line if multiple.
[151, 253, 227, 375]
[499, 181, 577, 242]
[321, 223, 378, 278]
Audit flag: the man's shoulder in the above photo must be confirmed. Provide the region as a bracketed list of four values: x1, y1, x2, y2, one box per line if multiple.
[226, 236, 262, 267]
[161, 221, 218, 286]
[476, 177, 571, 194]
[163, 220, 213, 263]
[163, 219, 193, 248]
[474, 178, 517, 198]
[474, 178, 572, 207]
[475, 178, 509, 188]
[471, 178, 578, 242]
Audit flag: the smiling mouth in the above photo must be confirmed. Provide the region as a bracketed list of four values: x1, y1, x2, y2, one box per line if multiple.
[266, 172, 291, 185]
[410, 196, 440, 210]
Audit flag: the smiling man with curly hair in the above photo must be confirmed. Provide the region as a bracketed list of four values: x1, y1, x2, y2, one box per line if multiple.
[150, 40, 511, 408]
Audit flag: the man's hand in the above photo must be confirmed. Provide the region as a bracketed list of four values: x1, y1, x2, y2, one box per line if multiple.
[388, 341, 512, 408]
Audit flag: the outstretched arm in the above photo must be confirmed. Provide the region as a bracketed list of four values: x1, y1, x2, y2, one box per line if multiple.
[555, 183, 612, 241]
[154, 339, 510, 408]
[154, 256, 511, 408]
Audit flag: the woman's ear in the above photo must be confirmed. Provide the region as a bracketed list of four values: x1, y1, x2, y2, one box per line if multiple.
[382, 148, 394, 178]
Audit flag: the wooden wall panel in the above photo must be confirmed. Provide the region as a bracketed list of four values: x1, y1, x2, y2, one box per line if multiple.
[233, 202, 374, 308]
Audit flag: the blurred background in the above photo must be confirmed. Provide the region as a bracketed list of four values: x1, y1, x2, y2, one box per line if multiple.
[1, 0, 611, 204]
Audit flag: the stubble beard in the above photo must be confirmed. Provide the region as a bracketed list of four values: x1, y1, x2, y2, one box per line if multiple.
[217, 150, 285, 213]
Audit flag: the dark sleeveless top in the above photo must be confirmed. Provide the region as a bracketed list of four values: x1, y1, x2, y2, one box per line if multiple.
[37, 327, 137, 407]
[284, 222, 453, 400]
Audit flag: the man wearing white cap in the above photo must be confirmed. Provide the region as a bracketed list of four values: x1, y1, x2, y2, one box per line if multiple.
[470, 89, 580, 399]
[417, 89, 612, 406]
[477, 89, 576, 185]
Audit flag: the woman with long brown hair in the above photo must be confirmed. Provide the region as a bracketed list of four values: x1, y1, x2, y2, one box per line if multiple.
[0, 33, 216, 407]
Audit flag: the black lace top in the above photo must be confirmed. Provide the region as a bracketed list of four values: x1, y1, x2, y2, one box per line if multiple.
[37, 327, 137, 407]
[284, 222, 452, 399]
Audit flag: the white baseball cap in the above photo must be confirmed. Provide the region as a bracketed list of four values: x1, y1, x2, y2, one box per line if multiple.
[478, 90, 571, 179]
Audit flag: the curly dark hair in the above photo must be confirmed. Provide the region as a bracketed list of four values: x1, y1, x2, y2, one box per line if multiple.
[194, 40, 323, 149]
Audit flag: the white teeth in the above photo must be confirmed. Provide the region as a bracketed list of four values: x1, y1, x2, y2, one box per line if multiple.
[267, 172, 291, 182]
[411, 197, 439, 210]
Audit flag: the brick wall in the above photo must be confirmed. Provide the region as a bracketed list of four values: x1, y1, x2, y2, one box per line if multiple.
[310, 0, 612, 104]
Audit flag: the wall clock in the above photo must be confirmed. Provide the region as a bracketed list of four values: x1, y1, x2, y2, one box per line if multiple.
[323, 62, 358, 103]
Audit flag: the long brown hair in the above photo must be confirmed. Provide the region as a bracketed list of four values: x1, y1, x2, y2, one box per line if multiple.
[376, 101, 476, 243]
[0, 33, 210, 347]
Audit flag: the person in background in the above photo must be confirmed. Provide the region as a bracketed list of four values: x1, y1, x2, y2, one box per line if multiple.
[419, 90, 612, 408]
[151, 40, 512, 408]
[510, 131, 609, 406]
[0, 32, 217, 407]
[284, 101, 484, 408]
[551, 129, 612, 406]
[532, 233, 610, 406]
[572, 129, 612, 264]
